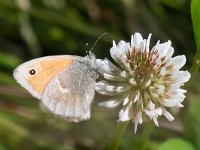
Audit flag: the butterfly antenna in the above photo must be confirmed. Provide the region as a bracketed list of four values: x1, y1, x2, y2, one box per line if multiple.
[90, 32, 107, 52]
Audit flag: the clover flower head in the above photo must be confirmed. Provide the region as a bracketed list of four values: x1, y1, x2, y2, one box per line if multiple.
[95, 32, 191, 133]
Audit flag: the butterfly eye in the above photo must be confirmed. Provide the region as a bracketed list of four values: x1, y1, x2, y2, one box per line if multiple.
[29, 69, 36, 75]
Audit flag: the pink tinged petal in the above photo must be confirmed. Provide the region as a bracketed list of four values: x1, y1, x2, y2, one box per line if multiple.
[123, 96, 130, 106]
[172, 71, 191, 84]
[96, 58, 120, 75]
[95, 81, 116, 96]
[96, 59, 103, 66]
[118, 103, 132, 122]
[156, 43, 166, 56]
[120, 71, 129, 78]
[149, 101, 155, 109]
[156, 107, 162, 115]
[144, 110, 154, 117]
[100, 58, 121, 75]
[134, 111, 142, 133]
[178, 89, 187, 94]
[110, 41, 119, 62]
[140, 40, 146, 52]
[117, 40, 126, 49]
[106, 85, 116, 92]
[101, 62, 113, 75]
[145, 79, 151, 88]
[144, 110, 155, 117]
[162, 107, 174, 121]
[134, 122, 138, 133]
[171, 93, 186, 99]
[161, 97, 184, 107]
[95, 80, 108, 87]
[98, 97, 123, 108]
[171, 55, 186, 70]
[116, 86, 125, 93]
[94, 89, 107, 95]
[95, 81, 107, 91]
[111, 41, 117, 53]
[104, 58, 121, 70]
[167, 90, 186, 99]
[177, 103, 184, 107]
[144, 102, 161, 126]
[144, 101, 162, 117]
[104, 73, 116, 80]
[179, 71, 191, 83]
[117, 41, 130, 56]
[132, 32, 143, 49]
[116, 85, 131, 93]
[104, 73, 128, 82]
[134, 91, 140, 103]
[138, 115, 143, 124]
[157, 40, 172, 58]
[114, 41, 129, 63]
[116, 86, 123, 93]
[153, 118, 159, 126]
[131, 35, 134, 48]
[110, 41, 127, 69]
[96, 59, 106, 75]
[144, 108, 162, 118]
[94, 85, 101, 91]
[129, 78, 137, 86]
[145, 33, 152, 52]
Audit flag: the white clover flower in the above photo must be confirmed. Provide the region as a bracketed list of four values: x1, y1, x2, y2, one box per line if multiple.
[95, 32, 191, 133]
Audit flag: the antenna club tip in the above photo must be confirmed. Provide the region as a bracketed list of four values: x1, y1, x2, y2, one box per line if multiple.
[90, 33, 108, 52]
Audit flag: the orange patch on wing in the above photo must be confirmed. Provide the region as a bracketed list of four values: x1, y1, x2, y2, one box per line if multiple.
[28, 57, 73, 96]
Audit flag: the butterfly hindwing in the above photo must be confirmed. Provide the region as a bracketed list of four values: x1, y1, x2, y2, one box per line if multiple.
[41, 57, 96, 122]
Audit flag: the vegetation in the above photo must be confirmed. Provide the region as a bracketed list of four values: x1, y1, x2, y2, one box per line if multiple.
[0, 0, 199, 149]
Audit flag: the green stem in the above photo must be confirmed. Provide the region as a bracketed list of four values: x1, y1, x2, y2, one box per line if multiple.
[108, 121, 129, 150]
[135, 122, 154, 150]
[108, 121, 154, 150]
[190, 47, 200, 76]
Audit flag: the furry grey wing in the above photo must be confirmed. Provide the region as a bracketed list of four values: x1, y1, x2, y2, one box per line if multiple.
[41, 63, 95, 122]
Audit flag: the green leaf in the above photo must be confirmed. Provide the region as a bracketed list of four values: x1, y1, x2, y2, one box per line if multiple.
[158, 138, 196, 150]
[191, 0, 200, 75]
[191, 0, 200, 47]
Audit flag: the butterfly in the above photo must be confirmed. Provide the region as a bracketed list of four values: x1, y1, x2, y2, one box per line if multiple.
[13, 52, 98, 122]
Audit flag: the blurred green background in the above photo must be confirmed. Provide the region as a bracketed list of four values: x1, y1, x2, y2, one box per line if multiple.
[0, 0, 199, 149]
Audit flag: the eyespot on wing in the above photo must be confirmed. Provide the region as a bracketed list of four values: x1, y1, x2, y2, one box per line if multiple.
[13, 55, 73, 99]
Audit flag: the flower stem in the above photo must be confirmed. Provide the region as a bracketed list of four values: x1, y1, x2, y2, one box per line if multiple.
[190, 46, 200, 76]
[108, 121, 129, 150]
[135, 121, 154, 150]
